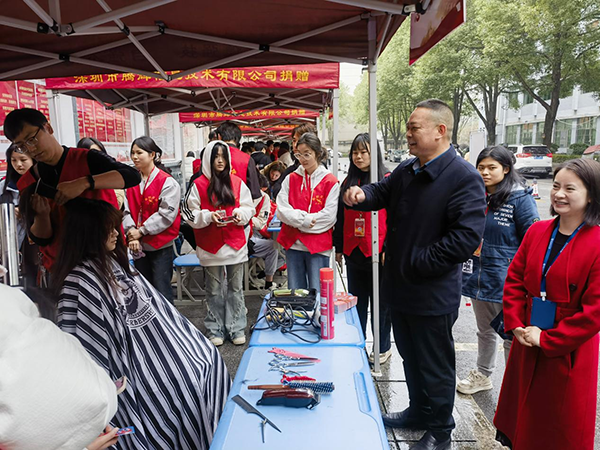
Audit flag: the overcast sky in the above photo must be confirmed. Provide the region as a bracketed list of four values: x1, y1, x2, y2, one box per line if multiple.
[340, 62, 365, 94]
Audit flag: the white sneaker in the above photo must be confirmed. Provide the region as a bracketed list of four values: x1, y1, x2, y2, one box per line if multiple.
[457, 369, 493, 394]
[209, 337, 224, 347]
[232, 336, 246, 346]
[368, 349, 393, 364]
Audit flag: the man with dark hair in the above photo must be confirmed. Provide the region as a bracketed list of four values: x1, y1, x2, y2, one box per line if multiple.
[344, 99, 486, 450]
[208, 130, 218, 142]
[251, 142, 271, 170]
[216, 121, 261, 200]
[4, 108, 141, 273]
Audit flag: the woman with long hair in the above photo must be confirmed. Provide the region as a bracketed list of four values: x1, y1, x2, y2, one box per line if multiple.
[183, 140, 255, 346]
[53, 198, 230, 450]
[123, 136, 180, 302]
[458, 146, 539, 395]
[333, 133, 393, 363]
[277, 132, 339, 290]
[494, 158, 600, 449]
[0, 144, 38, 286]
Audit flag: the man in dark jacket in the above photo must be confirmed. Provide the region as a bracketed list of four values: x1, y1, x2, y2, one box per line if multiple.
[344, 99, 486, 450]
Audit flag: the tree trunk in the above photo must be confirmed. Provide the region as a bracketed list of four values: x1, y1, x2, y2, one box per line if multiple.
[452, 88, 464, 145]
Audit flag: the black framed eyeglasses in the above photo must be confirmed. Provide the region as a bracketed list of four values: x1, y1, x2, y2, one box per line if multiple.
[15, 127, 42, 153]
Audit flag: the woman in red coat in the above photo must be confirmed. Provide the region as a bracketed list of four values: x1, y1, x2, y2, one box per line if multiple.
[494, 158, 600, 449]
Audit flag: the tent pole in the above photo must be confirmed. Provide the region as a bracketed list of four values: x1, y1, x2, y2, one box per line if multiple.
[332, 87, 340, 293]
[368, 16, 381, 375]
[332, 88, 340, 179]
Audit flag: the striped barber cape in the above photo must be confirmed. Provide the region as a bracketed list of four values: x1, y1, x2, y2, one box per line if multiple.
[57, 258, 230, 450]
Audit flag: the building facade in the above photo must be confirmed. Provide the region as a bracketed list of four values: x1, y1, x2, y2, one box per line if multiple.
[495, 87, 600, 152]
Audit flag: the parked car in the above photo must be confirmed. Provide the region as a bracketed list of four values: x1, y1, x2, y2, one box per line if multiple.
[393, 149, 410, 163]
[507, 145, 553, 177]
[327, 148, 342, 159]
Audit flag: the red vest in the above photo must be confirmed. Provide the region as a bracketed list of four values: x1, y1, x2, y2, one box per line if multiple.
[229, 146, 249, 183]
[192, 159, 201, 174]
[254, 194, 275, 239]
[193, 174, 247, 254]
[342, 175, 388, 257]
[277, 171, 338, 254]
[126, 168, 181, 250]
[17, 147, 119, 272]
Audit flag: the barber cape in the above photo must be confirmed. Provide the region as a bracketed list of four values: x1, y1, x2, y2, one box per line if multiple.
[57, 258, 231, 450]
[0, 283, 117, 450]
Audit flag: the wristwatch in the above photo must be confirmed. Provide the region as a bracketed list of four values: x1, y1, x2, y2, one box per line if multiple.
[86, 174, 95, 190]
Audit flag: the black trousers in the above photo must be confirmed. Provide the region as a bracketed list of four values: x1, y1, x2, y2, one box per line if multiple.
[391, 308, 459, 437]
[134, 246, 174, 303]
[346, 260, 392, 352]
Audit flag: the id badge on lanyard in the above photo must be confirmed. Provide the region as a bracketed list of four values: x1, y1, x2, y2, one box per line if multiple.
[531, 221, 583, 329]
[354, 214, 365, 237]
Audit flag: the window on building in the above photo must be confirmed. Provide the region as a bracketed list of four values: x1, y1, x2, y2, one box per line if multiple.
[576, 117, 597, 145]
[553, 120, 572, 148]
[505, 125, 519, 145]
[535, 123, 546, 144]
[507, 92, 519, 109]
[522, 92, 534, 105]
[521, 123, 534, 145]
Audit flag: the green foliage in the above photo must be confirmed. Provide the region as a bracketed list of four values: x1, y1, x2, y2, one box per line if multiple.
[552, 154, 581, 164]
[549, 143, 559, 153]
[569, 143, 589, 155]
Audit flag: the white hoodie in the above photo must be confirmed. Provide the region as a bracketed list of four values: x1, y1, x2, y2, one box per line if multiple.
[183, 140, 255, 266]
[276, 164, 339, 256]
[0, 284, 117, 450]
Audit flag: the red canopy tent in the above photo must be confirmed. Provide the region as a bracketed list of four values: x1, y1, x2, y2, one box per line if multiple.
[0, 0, 461, 370]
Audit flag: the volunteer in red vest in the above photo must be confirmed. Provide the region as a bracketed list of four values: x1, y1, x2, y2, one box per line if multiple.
[277, 132, 339, 291]
[124, 136, 181, 303]
[215, 121, 262, 200]
[183, 140, 255, 347]
[4, 108, 140, 276]
[333, 133, 393, 364]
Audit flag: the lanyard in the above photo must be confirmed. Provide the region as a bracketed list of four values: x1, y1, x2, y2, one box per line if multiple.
[540, 221, 584, 299]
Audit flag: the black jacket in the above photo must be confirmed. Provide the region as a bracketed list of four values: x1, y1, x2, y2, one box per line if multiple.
[357, 147, 486, 315]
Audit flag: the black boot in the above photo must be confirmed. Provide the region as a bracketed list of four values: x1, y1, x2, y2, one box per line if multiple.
[409, 431, 451, 450]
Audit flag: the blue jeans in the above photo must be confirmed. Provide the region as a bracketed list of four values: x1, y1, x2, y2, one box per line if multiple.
[286, 248, 330, 292]
[134, 246, 174, 303]
[204, 263, 247, 340]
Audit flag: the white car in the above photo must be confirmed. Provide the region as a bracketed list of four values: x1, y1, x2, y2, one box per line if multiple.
[507, 145, 553, 177]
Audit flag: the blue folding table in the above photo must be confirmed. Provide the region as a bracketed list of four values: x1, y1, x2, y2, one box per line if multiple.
[210, 346, 389, 450]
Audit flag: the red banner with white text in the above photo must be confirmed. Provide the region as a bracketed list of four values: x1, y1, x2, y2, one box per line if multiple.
[45, 63, 339, 90]
[179, 109, 319, 123]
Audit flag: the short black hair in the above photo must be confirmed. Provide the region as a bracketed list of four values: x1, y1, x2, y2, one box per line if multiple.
[273, 142, 281, 148]
[551, 158, 600, 226]
[77, 136, 107, 154]
[3, 108, 48, 142]
[216, 122, 242, 146]
[208, 130, 218, 141]
[279, 142, 290, 151]
[266, 140, 274, 146]
[255, 142, 266, 153]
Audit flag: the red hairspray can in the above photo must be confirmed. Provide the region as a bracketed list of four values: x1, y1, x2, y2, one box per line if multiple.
[320, 268, 335, 340]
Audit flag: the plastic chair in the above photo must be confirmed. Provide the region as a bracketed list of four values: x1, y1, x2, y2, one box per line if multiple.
[173, 253, 204, 305]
